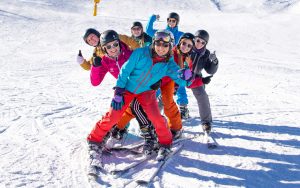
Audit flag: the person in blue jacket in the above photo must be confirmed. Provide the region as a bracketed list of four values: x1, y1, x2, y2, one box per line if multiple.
[87, 30, 193, 163]
[146, 12, 190, 119]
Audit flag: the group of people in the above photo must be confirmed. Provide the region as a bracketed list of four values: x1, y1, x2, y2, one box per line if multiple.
[76, 12, 219, 168]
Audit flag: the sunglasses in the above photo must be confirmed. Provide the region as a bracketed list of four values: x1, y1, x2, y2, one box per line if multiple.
[154, 41, 170, 48]
[104, 42, 119, 50]
[181, 41, 193, 48]
[168, 19, 177, 23]
[131, 27, 142, 31]
[195, 39, 206, 45]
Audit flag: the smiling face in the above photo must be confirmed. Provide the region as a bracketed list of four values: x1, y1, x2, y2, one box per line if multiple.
[194, 37, 207, 50]
[131, 26, 143, 38]
[154, 41, 170, 57]
[86, 33, 100, 47]
[179, 38, 194, 54]
[167, 18, 177, 28]
[103, 40, 120, 58]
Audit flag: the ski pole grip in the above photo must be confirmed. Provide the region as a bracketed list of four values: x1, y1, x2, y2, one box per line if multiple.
[93, 0, 100, 16]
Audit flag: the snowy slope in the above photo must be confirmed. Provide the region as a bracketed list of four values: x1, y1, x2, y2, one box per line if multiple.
[1, 0, 300, 187]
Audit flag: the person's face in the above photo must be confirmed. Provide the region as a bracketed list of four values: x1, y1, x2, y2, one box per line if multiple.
[154, 41, 170, 57]
[167, 18, 177, 28]
[179, 39, 193, 54]
[131, 26, 143, 37]
[86, 33, 99, 47]
[103, 40, 120, 58]
[194, 37, 206, 50]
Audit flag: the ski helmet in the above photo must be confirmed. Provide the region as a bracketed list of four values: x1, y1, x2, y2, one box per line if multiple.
[100, 30, 119, 46]
[167, 12, 180, 25]
[194, 30, 209, 43]
[83, 28, 101, 44]
[178, 32, 195, 46]
[153, 29, 175, 46]
[131, 21, 143, 29]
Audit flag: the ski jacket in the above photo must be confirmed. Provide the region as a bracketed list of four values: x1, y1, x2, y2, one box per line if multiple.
[80, 34, 139, 70]
[132, 32, 152, 47]
[115, 46, 191, 94]
[146, 14, 184, 45]
[187, 48, 219, 88]
[90, 41, 132, 86]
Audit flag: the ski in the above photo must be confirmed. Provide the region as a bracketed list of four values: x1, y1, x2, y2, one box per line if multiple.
[135, 143, 183, 185]
[203, 131, 218, 149]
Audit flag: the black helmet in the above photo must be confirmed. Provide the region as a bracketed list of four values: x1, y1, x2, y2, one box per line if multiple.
[195, 30, 209, 43]
[178, 32, 195, 45]
[100, 30, 119, 46]
[167, 12, 180, 24]
[83, 28, 101, 44]
[131, 21, 143, 29]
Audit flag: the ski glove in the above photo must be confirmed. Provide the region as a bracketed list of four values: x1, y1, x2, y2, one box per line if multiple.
[177, 68, 193, 81]
[111, 87, 125, 111]
[93, 56, 102, 67]
[202, 75, 213, 85]
[77, 50, 84, 65]
[209, 51, 218, 65]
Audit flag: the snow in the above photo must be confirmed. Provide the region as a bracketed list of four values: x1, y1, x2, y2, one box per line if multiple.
[1, 0, 300, 187]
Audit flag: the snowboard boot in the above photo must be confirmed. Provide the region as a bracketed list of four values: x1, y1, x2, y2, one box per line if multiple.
[156, 144, 172, 161]
[202, 122, 212, 134]
[88, 141, 103, 168]
[179, 105, 190, 119]
[171, 129, 182, 140]
[140, 124, 158, 156]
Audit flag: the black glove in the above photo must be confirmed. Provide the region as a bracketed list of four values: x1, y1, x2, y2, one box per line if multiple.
[78, 50, 82, 57]
[202, 75, 213, 85]
[209, 51, 218, 65]
[93, 56, 102, 67]
[150, 79, 162, 90]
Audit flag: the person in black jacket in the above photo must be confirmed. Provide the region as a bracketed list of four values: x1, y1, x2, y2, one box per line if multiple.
[188, 30, 219, 133]
[130, 21, 153, 47]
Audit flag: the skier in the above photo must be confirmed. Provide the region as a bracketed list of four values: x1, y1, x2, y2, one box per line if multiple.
[77, 28, 139, 71]
[87, 30, 193, 168]
[130, 21, 152, 47]
[187, 30, 219, 133]
[146, 12, 190, 119]
[168, 33, 195, 137]
[87, 29, 158, 155]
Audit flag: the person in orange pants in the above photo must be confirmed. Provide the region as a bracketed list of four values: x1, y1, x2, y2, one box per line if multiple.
[87, 30, 193, 168]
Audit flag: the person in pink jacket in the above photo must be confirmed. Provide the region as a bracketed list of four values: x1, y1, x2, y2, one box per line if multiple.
[89, 30, 158, 155]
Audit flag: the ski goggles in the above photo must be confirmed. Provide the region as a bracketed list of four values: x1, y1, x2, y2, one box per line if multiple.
[154, 41, 170, 48]
[167, 19, 177, 23]
[194, 38, 206, 45]
[153, 32, 172, 43]
[104, 41, 119, 50]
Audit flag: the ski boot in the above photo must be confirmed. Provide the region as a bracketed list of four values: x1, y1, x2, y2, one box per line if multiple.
[105, 125, 127, 149]
[179, 105, 190, 119]
[156, 145, 172, 161]
[140, 124, 158, 156]
[171, 129, 182, 140]
[202, 122, 212, 134]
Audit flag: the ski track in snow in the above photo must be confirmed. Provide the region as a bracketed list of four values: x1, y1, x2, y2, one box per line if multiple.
[1, 0, 300, 187]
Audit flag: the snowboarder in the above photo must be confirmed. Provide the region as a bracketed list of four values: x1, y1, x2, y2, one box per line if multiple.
[187, 30, 219, 133]
[146, 12, 190, 119]
[87, 29, 193, 165]
[130, 21, 152, 47]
